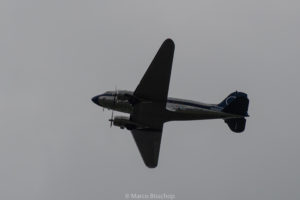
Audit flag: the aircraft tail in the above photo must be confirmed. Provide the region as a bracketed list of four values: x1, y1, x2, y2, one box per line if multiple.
[224, 118, 246, 133]
[218, 91, 249, 133]
[218, 91, 249, 116]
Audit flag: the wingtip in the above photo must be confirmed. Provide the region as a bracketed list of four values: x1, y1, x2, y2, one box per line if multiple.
[165, 38, 174, 42]
[146, 164, 158, 168]
[164, 38, 175, 48]
[145, 160, 158, 168]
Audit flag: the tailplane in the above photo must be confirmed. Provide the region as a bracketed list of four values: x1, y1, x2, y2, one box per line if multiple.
[219, 91, 249, 133]
[224, 118, 246, 133]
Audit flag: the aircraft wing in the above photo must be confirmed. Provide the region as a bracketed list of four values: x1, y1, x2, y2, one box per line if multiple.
[134, 39, 175, 104]
[131, 127, 163, 168]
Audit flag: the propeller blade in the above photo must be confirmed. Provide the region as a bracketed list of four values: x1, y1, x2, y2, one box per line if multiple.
[113, 95, 116, 105]
[109, 111, 114, 127]
[114, 86, 118, 104]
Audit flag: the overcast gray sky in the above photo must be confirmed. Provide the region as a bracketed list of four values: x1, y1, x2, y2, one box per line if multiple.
[1, 0, 300, 199]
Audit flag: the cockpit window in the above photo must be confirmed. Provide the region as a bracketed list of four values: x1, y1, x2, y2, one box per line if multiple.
[104, 91, 114, 96]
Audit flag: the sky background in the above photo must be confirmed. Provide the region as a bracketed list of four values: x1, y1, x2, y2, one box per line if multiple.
[1, 0, 300, 199]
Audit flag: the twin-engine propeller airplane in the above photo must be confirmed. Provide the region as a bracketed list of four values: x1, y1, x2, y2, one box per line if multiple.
[92, 39, 249, 168]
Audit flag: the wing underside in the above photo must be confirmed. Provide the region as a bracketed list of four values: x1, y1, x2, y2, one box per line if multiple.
[134, 39, 175, 104]
[130, 39, 174, 168]
[131, 128, 163, 168]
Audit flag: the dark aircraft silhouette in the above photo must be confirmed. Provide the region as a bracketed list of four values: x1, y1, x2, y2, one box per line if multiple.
[92, 39, 249, 168]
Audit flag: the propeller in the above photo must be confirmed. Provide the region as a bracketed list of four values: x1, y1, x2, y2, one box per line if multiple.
[113, 86, 119, 105]
[109, 111, 114, 127]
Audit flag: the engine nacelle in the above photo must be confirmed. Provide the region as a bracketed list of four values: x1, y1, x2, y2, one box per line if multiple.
[116, 93, 140, 105]
[116, 93, 128, 101]
[112, 116, 139, 130]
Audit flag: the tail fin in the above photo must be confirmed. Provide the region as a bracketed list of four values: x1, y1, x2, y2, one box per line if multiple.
[218, 91, 249, 116]
[219, 91, 249, 133]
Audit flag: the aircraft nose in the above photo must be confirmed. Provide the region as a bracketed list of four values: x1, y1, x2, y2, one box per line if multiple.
[91, 96, 99, 105]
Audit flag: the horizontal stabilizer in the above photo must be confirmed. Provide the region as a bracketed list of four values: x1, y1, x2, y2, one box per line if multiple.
[225, 118, 246, 133]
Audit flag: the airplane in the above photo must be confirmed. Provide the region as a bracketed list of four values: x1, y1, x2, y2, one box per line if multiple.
[91, 39, 249, 168]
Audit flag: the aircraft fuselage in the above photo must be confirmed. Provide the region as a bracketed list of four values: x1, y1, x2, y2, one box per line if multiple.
[92, 90, 242, 122]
